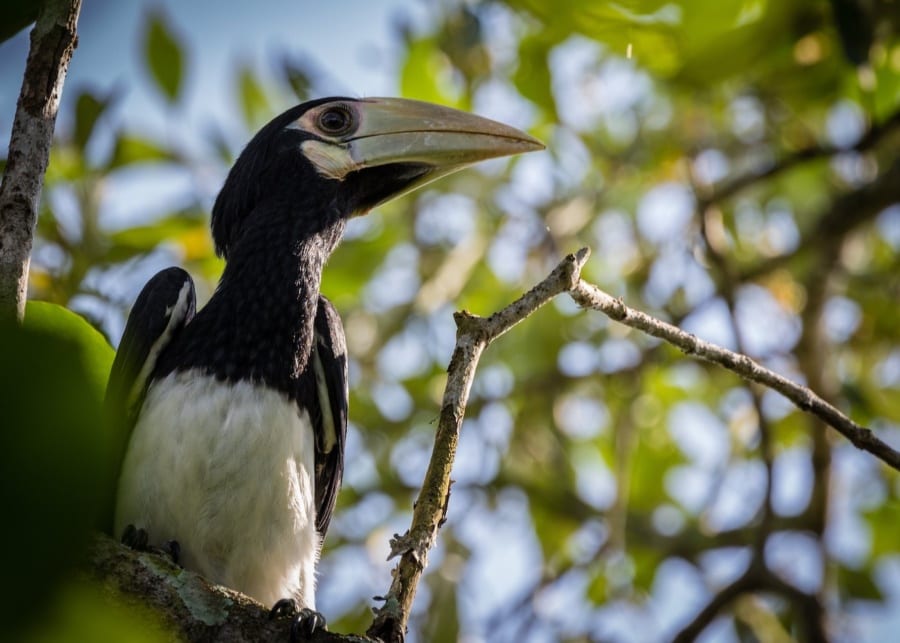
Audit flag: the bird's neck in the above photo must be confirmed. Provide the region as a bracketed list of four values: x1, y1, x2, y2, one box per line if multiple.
[160, 203, 346, 388]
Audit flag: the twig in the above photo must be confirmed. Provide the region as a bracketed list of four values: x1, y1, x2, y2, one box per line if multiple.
[0, 0, 82, 322]
[366, 248, 591, 643]
[672, 568, 757, 643]
[569, 280, 900, 472]
[368, 244, 897, 641]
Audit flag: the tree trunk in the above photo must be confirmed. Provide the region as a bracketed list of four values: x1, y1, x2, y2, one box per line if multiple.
[0, 0, 82, 321]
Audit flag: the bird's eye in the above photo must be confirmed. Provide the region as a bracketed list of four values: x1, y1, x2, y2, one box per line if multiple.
[317, 105, 356, 136]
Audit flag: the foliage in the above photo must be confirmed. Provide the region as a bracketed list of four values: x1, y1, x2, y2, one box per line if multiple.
[0, 303, 130, 639]
[14, 0, 900, 641]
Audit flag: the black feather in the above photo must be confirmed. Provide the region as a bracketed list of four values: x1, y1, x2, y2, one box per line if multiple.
[310, 296, 348, 535]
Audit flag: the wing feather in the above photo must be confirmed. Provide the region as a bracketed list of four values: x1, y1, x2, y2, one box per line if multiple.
[105, 267, 196, 476]
[311, 295, 348, 535]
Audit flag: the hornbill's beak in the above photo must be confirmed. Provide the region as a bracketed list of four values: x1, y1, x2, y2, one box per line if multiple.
[347, 97, 544, 167]
[294, 97, 544, 210]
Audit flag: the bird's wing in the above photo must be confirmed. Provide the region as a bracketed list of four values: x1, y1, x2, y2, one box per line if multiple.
[105, 267, 196, 465]
[310, 295, 349, 535]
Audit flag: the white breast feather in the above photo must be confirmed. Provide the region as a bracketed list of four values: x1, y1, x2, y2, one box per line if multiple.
[114, 370, 320, 608]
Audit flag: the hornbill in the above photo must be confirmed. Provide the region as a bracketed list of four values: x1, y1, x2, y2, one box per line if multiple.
[105, 97, 542, 636]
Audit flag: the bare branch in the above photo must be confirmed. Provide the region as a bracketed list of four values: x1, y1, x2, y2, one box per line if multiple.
[367, 248, 591, 643]
[569, 280, 900, 471]
[0, 0, 81, 322]
[369, 243, 896, 641]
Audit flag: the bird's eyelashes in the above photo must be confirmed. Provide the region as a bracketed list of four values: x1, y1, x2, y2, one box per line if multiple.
[316, 104, 357, 137]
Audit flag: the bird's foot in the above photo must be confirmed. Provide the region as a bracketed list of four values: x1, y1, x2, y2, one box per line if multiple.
[161, 539, 182, 566]
[120, 524, 181, 566]
[269, 598, 327, 641]
[121, 524, 149, 550]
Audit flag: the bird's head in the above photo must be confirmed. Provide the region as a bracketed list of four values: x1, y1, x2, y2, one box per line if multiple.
[211, 97, 543, 258]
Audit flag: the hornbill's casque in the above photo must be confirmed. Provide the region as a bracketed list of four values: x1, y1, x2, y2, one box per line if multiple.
[106, 97, 542, 635]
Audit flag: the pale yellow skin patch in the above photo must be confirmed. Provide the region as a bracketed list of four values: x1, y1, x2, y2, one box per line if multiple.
[300, 140, 357, 180]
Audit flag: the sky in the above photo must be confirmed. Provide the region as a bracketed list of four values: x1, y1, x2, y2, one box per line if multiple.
[0, 0, 426, 146]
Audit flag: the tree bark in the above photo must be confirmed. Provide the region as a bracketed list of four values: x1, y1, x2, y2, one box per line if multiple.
[0, 0, 82, 322]
[87, 534, 367, 643]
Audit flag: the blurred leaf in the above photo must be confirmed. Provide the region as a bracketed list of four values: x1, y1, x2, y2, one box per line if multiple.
[280, 55, 313, 102]
[108, 133, 175, 169]
[21, 580, 173, 643]
[437, 6, 491, 84]
[513, 33, 559, 118]
[422, 563, 460, 643]
[73, 88, 116, 151]
[586, 567, 608, 604]
[24, 301, 115, 396]
[74, 92, 103, 150]
[142, 10, 185, 104]
[106, 212, 209, 262]
[205, 121, 236, 165]
[46, 144, 84, 181]
[829, 0, 874, 66]
[865, 499, 900, 558]
[400, 37, 464, 108]
[0, 304, 114, 638]
[0, 0, 36, 44]
[237, 64, 270, 129]
[836, 564, 885, 602]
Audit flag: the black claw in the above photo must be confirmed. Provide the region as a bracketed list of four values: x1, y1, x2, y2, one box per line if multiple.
[121, 524, 149, 550]
[121, 526, 181, 566]
[269, 598, 298, 619]
[291, 608, 327, 641]
[163, 539, 181, 566]
[270, 599, 326, 641]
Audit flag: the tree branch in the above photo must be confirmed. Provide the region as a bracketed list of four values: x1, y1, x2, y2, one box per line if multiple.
[0, 0, 81, 322]
[86, 534, 357, 643]
[366, 248, 591, 643]
[671, 563, 827, 642]
[569, 279, 900, 471]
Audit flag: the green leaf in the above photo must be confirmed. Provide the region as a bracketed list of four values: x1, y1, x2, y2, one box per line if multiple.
[586, 566, 609, 604]
[106, 212, 210, 262]
[21, 580, 174, 642]
[513, 33, 559, 118]
[400, 37, 464, 108]
[142, 10, 185, 104]
[836, 564, 885, 602]
[865, 500, 900, 558]
[73, 89, 112, 150]
[24, 301, 115, 396]
[108, 133, 175, 169]
[0, 0, 37, 45]
[237, 64, 270, 129]
[0, 304, 115, 638]
[280, 55, 313, 102]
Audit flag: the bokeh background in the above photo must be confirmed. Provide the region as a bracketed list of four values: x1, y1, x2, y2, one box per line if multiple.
[2, 0, 899, 641]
